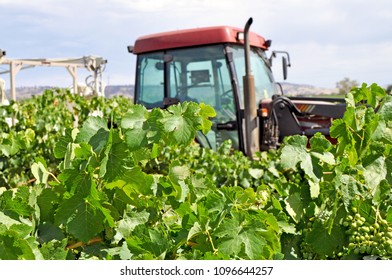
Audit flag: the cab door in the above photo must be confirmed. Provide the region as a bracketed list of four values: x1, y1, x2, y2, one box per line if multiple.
[166, 45, 240, 150]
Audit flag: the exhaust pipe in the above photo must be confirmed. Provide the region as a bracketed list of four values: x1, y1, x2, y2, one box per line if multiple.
[243, 17, 260, 157]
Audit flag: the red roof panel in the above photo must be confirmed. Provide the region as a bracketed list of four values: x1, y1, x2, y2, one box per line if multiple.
[132, 26, 268, 54]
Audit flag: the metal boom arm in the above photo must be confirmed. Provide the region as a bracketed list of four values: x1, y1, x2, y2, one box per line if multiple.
[0, 54, 107, 100]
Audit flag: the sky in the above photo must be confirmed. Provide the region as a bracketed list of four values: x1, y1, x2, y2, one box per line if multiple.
[1, 0, 392, 91]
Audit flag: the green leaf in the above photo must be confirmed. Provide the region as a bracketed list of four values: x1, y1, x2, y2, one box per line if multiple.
[120, 105, 147, 129]
[99, 129, 128, 180]
[18, 128, 36, 149]
[336, 174, 361, 209]
[363, 156, 387, 194]
[58, 169, 95, 197]
[168, 164, 191, 202]
[76, 117, 109, 152]
[169, 164, 190, 182]
[309, 132, 332, 152]
[104, 242, 133, 260]
[161, 102, 202, 145]
[305, 220, 345, 257]
[0, 189, 35, 219]
[281, 135, 322, 181]
[37, 188, 59, 223]
[121, 167, 157, 196]
[248, 168, 263, 179]
[125, 128, 148, 151]
[55, 193, 106, 242]
[372, 96, 392, 144]
[199, 103, 216, 134]
[214, 212, 268, 259]
[187, 221, 203, 241]
[280, 135, 321, 197]
[61, 143, 79, 170]
[114, 206, 150, 241]
[0, 211, 24, 229]
[0, 231, 33, 260]
[330, 118, 348, 140]
[31, 162, 49, 184]
[39, 239, 69, 260]
[285, 192, 303, 223]
[373, 180, 390, 205]
[0, 133, 20, 157]
[37, 222, 65, 243]
[144, 229, 171, 259]
[74, 142, 93, 159]
[54, 128, 74, 159]
[120, 103, 150, 152]
[367, 83, 386, 108]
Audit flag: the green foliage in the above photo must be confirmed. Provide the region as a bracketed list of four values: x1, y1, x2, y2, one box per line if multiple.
[0, 89, 132, 187]
[2, 83, 392, 260]
[278, 83, 392, 259]
[0, 91, 282, 259]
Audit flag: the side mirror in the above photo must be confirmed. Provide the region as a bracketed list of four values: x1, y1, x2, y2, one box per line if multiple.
[270, 51, 291, 80]
[282, 56, 288, 80]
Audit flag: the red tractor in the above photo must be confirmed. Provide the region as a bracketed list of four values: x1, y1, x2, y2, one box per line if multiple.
[128, 18, 345, 156]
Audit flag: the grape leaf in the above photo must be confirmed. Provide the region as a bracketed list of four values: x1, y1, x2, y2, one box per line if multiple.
[199, 103, 216, 134]
[114, 206, 150, 241]
[335, 174, 361, 209]
[37, 188, 59, 223]
[363, 156, 387, 194]
[120, 105, 147, 129]
[54, 128, 74, 159]
[161, 102, 202, 145]
[214, 212, 267, 259]
[0, 232, 28, 260]
[55, 193, 106, 242]
[0, 211, 24, 229]
[284, 192, 303, 223]
[121, 167, 157, 196]
[37, 222, 65, 243]
[280, 135, 321, 197]
[144, 229, 171, 259]
[305, 220, 345, 257]
[76, 116, 109, 152]
[31, 162, 49, 185]
[0, 134, 20, 157]
[39, 239, 69, 260]
[0, 189, 35, 219]
[187, 221, 203, 241]
[58, 169, 95, 197]
[99, 129, 128, 181]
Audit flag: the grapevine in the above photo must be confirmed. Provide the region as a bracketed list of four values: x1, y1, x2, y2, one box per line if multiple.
[1, 83, 392, 260]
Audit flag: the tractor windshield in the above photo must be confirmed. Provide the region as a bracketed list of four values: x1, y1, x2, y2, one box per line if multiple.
[229, 45, 278, 107]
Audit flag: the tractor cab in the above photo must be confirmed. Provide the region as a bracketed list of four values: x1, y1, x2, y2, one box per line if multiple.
[129, 25, 282, 152]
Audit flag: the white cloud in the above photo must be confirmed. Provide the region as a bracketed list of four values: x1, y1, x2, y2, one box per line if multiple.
[113, 0, 238, 12]
[273, 40, 392, 87]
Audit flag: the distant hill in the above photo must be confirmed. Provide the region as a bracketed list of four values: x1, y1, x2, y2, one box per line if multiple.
[104, 85, 134, 98]
[4, 83, 338, 101]
[280, 82, 338, 96]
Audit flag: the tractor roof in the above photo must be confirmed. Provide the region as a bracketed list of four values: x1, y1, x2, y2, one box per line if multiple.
[132, 26, 269, 54]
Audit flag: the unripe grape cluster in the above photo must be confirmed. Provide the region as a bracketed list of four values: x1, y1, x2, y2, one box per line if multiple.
[344, 209, 392, 258]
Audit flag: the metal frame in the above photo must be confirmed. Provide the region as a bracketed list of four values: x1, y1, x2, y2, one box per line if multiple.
[0, 54, 107, 100]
